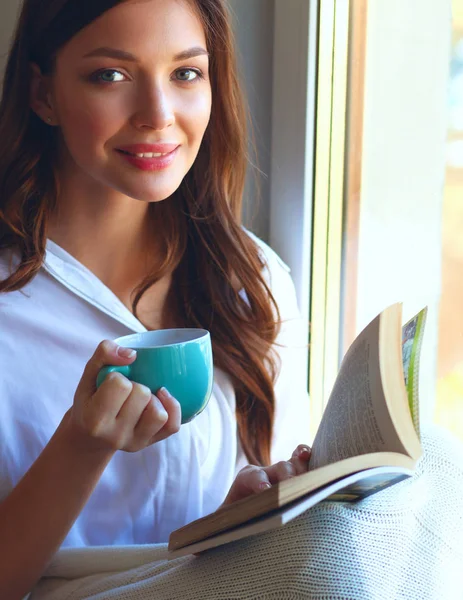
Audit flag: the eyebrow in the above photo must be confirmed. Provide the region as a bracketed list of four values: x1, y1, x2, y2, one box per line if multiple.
[83, 46, 209, 62]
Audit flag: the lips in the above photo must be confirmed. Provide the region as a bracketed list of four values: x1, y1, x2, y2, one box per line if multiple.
[116, 144, 180, 172]
[117, 143, 179, 158]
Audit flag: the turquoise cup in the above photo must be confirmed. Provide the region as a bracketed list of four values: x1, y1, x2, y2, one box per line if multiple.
[96, 329, 213, 424]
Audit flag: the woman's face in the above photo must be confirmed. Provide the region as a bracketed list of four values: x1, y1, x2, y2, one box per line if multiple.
[43, 0, 212, 202]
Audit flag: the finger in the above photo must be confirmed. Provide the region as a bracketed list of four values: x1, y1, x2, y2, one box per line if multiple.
[87, 371, 134, 423]
[288, 456, 309, 476]
[263, 460, 297, 484]
[291, 444, 312, 461]
[75, 340, 137, 400]
[223, 465, 271, 505]
[247, 468, 272, 493]
[149, 388, 182, 443]
[125, 394, 170, 451]
[290, 445, 312, 475]
[134, 392, 174, 443]
[116, 382, 157, 429]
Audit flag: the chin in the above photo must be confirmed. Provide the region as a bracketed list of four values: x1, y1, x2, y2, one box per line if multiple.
[112, 179, 183, 204]
[133, 186, 180, 203]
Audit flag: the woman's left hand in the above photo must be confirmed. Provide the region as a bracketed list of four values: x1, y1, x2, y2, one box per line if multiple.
[222, 444, 311, 506]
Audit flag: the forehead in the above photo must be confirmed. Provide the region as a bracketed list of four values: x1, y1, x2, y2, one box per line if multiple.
[58, 0, 206, 61]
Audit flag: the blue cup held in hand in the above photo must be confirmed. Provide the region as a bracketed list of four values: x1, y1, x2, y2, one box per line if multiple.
[96, 329, 213, 424]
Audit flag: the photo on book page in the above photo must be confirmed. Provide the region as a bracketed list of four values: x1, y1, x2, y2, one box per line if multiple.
[402, 307, 427, 435]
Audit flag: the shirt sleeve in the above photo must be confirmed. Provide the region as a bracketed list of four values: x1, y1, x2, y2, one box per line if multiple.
[235, 232, 311, 472]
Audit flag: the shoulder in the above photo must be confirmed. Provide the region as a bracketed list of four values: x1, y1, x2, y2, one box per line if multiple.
[243, 228, 291, 286]
[0, 247, 27, 291]
[0, 248, 18, 279]
[0, 249, 20, 308]
[242, 228, 301, 321]
[0, 248, 37, 321]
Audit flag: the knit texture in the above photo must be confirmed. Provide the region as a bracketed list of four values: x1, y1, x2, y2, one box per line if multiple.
[31, 426, 463, 600]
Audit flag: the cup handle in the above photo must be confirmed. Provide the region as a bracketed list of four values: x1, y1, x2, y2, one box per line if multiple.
[96, 365, 132, 389]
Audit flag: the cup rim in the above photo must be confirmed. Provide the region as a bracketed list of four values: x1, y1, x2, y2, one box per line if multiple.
[115, 328, 210, 350]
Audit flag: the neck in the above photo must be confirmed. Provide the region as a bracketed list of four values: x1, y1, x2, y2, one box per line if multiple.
[48, 171, 163, 298]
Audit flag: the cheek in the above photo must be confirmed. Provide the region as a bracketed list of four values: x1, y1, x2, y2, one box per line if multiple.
[55, 88, 121, 154]
[181, 91, 212, 143]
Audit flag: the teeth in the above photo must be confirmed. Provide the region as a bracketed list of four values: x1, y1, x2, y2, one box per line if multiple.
[134, 152, 166, 158]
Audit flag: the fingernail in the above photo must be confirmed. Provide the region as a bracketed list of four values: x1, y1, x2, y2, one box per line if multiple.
[117, 346, 137, 359]
[259, 482, 272, 491]
[298, 446, 311, 459]
[157, 387, 172, 401]
[155, 398, 168, 419]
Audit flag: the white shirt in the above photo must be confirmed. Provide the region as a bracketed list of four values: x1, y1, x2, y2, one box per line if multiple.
[0, 232, 310, 547]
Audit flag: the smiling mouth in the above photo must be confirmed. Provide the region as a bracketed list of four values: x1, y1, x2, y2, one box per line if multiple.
[118, 150, 172, 158]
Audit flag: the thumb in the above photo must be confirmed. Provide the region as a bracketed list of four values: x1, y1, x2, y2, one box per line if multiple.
[75, 340, 137, 400]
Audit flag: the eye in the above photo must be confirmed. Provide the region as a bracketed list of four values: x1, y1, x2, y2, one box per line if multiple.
[174, 68, 203, 83]
[91, 69, 126, 83]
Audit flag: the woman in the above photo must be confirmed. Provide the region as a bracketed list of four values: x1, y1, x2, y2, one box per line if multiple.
[0, 0, 311, 596]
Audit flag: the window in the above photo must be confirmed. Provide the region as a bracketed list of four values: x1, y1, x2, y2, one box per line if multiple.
[304, 0, 452, 439]
[269, 1, 455, 441]
[435, 0, 463, 441]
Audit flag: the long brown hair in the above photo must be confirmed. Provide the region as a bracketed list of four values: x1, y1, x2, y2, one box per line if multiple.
[0, 0, 281, 466]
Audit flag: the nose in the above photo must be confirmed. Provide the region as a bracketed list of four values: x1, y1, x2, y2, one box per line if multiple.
[131, 82, 175, 131]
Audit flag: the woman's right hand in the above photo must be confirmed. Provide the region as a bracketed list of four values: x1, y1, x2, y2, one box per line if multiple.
[69, 340, 182, 453]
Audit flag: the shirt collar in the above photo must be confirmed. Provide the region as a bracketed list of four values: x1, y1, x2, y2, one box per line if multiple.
[43, 239, 147, 333]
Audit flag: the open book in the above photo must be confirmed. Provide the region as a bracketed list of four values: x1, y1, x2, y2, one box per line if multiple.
[168, 303, 427, 558]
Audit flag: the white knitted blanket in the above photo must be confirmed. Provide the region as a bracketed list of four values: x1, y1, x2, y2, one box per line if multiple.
[31, 426, 463, 600]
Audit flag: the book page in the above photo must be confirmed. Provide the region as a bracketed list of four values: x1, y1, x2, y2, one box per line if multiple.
[310, 309, 409, 471]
